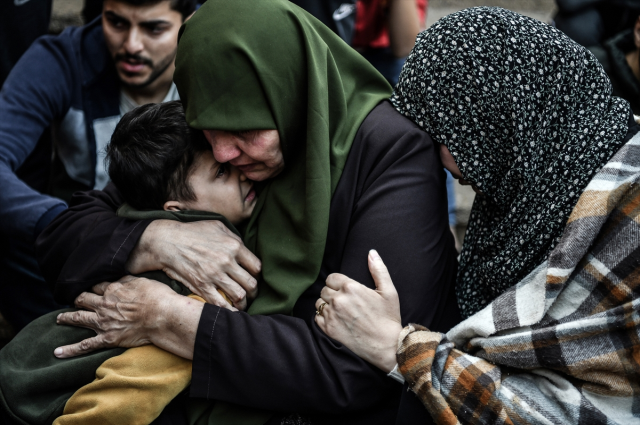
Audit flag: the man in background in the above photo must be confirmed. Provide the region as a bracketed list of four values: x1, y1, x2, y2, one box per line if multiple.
[0, 0, 196, 331]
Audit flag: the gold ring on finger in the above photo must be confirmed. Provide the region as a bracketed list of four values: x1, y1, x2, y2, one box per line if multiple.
[316, 302, 328, 317]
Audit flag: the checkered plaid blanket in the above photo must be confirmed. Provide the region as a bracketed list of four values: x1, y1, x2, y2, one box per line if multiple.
[397, 132, 640, 424]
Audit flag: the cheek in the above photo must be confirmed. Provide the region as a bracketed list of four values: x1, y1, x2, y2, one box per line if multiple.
[146, 34, 178, 58]
[102, 29, 123, 56]
[267, 149, 284, 169]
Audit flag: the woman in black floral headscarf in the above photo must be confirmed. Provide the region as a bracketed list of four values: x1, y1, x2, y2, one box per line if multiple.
[391, 6, 631, 318]
[316, 7, 640, 425]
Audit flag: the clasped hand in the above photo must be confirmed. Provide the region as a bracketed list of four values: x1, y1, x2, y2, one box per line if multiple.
[314, 250, 404, 373]
[127, 219, 261, 310]
[54, 276, 178, 358]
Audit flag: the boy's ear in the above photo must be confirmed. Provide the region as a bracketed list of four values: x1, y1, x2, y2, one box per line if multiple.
[164, 200, 184, 211]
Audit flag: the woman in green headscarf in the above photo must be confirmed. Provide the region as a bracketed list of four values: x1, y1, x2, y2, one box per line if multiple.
[38, 0, 460, 423]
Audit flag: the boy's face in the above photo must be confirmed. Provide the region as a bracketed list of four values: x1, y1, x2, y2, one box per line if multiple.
[164, 150, 258, 224]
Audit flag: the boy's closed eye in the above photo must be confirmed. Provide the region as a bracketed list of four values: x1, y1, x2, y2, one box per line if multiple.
[165, 150, 257, 225]
[214, 162, 227, 179]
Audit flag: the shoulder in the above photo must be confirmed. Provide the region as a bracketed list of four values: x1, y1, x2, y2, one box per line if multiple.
[27, 18, 108, 83]
[355, 100, 434, 151]
[343, 100, 440, 195]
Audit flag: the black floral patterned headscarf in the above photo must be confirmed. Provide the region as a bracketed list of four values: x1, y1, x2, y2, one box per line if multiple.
[391, 7, 631, 318]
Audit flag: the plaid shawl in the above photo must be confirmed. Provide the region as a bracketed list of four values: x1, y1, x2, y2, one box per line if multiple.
[397, 131, 640, 424]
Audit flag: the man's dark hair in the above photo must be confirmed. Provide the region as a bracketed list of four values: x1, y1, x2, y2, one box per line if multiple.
[107, 100, 211, 210]
[117, 0, 198, 19]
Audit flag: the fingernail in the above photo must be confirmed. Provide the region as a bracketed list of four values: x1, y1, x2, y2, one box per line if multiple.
[369, 249, 380, 261]
[54, 348, 63, 357]
[56, 313, 61, 323]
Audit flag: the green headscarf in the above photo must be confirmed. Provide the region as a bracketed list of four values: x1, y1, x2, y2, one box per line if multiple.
[174, 0, 391, 316]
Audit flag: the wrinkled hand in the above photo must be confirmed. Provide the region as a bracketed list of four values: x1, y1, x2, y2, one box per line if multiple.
[315, 250, 403, 373]
[127, 220, 261, 311]
[54, 276, 185, 358]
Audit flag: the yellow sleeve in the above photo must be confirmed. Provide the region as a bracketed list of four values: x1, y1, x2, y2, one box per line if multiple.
[54, 294, 207, 425]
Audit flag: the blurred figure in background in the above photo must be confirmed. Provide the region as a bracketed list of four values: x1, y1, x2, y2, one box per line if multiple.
[352, 0, 426, 86]
[0, 0, 52, 87]
[589, 13, 640, 114]
[555, 0, 640, 47]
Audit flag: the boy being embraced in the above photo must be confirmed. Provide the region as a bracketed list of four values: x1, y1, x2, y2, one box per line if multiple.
[58, 100, 260, 424]
[0, 101, 259, 425]
[107, 100, 257, 227]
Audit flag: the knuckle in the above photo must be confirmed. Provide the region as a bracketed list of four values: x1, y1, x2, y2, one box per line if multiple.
[331, 297, 343, 310]
[342, 281, 357, 293]
[79, 339, 93, 351]
[72, 311, 82, 323]
[217, 254, 233, 268]
[227, 239, 241, 252]
[209, 271, 224, 286]
[229, 288, 246, 303]
[107, 282, 123, 294]
[246, 277, 258, 291]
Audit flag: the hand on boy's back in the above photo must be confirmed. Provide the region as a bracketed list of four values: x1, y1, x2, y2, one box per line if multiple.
[128, 220, 261, 311]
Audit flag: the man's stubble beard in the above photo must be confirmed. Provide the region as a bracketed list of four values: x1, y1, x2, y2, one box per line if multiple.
[118, 47, 177, 90]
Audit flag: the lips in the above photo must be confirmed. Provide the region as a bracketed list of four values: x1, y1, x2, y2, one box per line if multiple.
[245, 187, 256, 204]
[119, 61, 146, 73]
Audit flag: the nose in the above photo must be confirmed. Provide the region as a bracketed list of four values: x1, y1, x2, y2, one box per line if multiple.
[123, 28, 144, 54]
[204, 131, 243, 163]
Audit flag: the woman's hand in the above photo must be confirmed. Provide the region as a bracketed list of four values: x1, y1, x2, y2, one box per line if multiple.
[126, 219, 261, 311]
[315, 250, 403, 373]
[54, 276, 204, 360]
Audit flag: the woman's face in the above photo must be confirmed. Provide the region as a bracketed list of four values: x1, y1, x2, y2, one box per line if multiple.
[202, 129, 285, 181]
[439, 143, 480, 191]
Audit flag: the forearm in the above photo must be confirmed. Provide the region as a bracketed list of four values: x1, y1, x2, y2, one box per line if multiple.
[125, 219, 175, 274]
[388, 0, 421, 58]
[0, 33, 75, 240]
[191, 305, 395, 413]
[150, 293, 204, 360]
[0, 162, 66, 240]
[36, 184, 152, 303]
[396, 325, 573, 425]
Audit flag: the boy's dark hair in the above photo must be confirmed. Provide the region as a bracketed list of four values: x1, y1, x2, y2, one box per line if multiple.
[107, 100, 211, 210]
[117, 0, 198, 19]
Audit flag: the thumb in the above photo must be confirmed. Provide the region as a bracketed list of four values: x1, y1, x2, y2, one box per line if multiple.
[368, 250, 396, 296]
